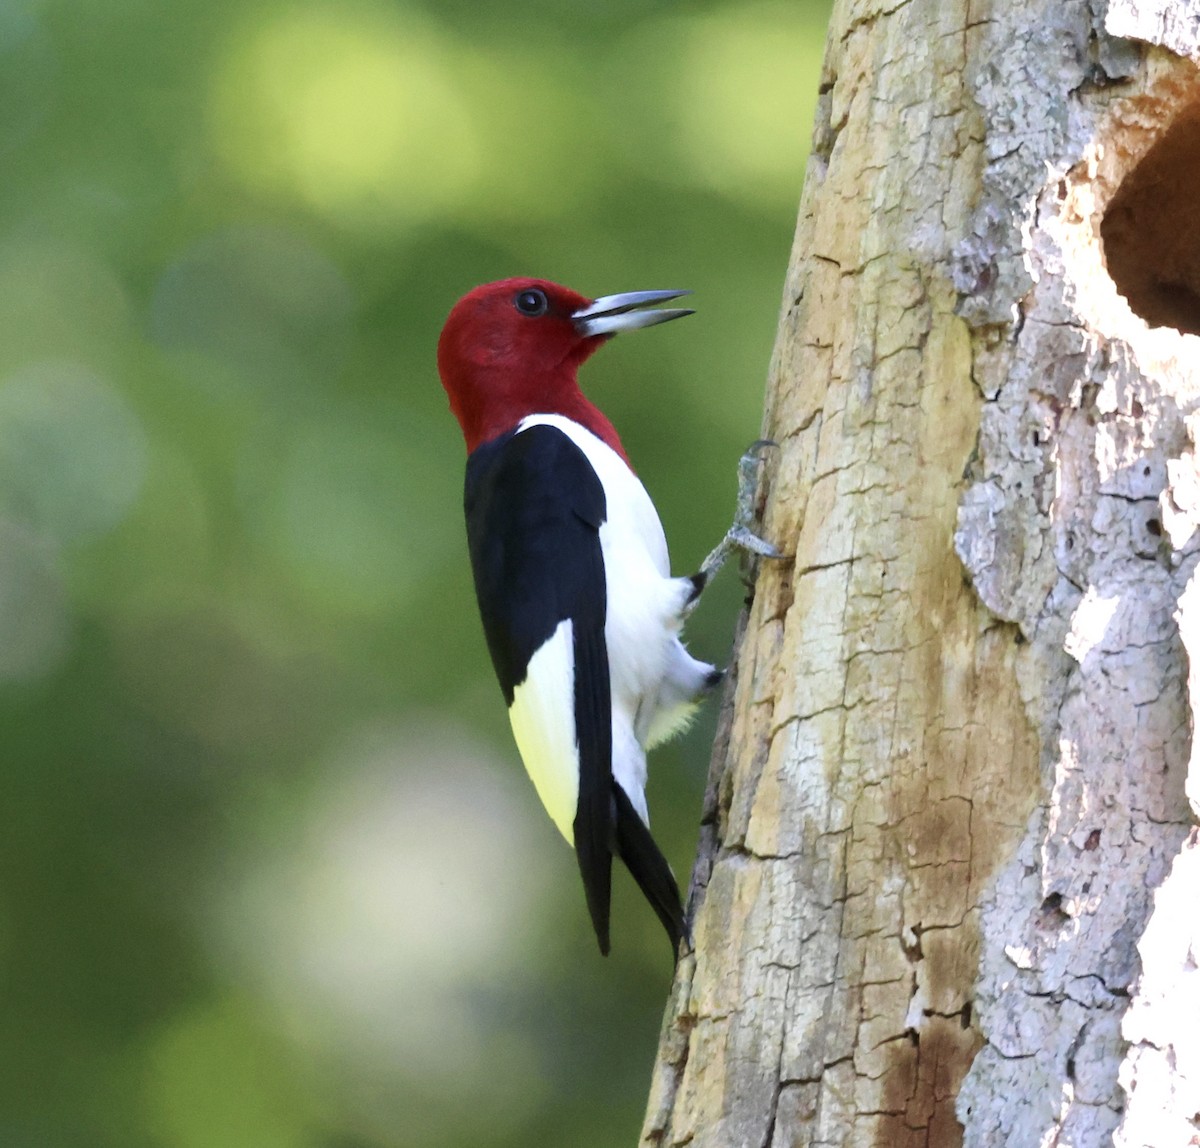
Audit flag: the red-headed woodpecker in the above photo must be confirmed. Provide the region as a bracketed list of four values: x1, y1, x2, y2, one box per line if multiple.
[437, 277, 775, 957]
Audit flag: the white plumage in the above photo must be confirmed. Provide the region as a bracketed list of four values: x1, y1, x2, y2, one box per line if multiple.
[508, 618, 578, 842]
[512, 414, 715, 833]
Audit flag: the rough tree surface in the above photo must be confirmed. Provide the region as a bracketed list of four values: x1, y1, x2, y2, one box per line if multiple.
[641, 2, 1200, 1146]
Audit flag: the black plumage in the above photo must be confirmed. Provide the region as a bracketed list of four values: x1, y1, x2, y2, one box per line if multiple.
[464, 423, 685, 955]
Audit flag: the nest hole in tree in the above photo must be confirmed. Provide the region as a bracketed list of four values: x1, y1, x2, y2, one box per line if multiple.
[1101, 100, 1200, 336]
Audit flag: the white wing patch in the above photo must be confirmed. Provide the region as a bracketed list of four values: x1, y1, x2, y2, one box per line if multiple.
[508, 618, 579, 844]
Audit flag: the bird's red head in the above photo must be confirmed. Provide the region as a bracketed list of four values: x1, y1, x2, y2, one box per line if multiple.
[437, 277, 692, 457]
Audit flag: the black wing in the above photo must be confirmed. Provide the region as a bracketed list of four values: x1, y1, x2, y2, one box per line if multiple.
[464, 424, 616, 953]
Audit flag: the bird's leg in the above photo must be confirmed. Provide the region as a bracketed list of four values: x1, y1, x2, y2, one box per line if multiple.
[686, 440, 781, 611]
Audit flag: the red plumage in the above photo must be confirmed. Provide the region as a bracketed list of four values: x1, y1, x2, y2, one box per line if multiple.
[436, 278, 629, 462]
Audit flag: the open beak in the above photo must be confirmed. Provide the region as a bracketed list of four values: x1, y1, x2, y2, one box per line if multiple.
[572, 289, 693, 338]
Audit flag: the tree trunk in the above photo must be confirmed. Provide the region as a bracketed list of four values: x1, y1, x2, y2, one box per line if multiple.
[642, 3, 1200, 1146]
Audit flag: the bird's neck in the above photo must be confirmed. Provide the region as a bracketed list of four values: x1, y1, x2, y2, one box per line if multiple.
[460, 372, 631, 465]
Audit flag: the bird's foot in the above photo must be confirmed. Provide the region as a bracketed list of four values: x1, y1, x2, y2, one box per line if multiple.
[686, 440, 781, 610]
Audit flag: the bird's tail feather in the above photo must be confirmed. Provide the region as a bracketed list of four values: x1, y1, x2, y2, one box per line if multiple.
[576, 790, 613, 956]
[573, 625, 614, 956]
[612, 784, 687, 958]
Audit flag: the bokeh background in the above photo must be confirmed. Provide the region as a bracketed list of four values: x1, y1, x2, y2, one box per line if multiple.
[0, 1, 830, 1144]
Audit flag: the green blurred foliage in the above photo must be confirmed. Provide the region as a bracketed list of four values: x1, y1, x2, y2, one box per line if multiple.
[0, 0, 830, 1144]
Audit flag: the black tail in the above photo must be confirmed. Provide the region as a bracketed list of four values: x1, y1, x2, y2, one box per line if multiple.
[571, 624, 615, 956]
[612, 784, 687, 958]
[575, 784, 613, 955]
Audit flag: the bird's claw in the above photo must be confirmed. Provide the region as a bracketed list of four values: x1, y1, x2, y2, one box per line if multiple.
[687, 441, 782, 609]
[697, 524, 779, 583]
[742, 438, 778, 463]
[727, 523, 780, 560]
[734, 439, 776, 527]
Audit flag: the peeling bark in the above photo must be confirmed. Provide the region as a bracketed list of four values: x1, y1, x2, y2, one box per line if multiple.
[642, 2, 1200, 1146]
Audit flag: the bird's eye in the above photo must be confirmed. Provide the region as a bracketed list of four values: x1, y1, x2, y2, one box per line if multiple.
[514, 289, 549, 316]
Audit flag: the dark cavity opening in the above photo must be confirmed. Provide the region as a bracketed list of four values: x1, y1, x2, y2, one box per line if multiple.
[1102, 101, 1200, 336]
[1037, 891, 1070, 931]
